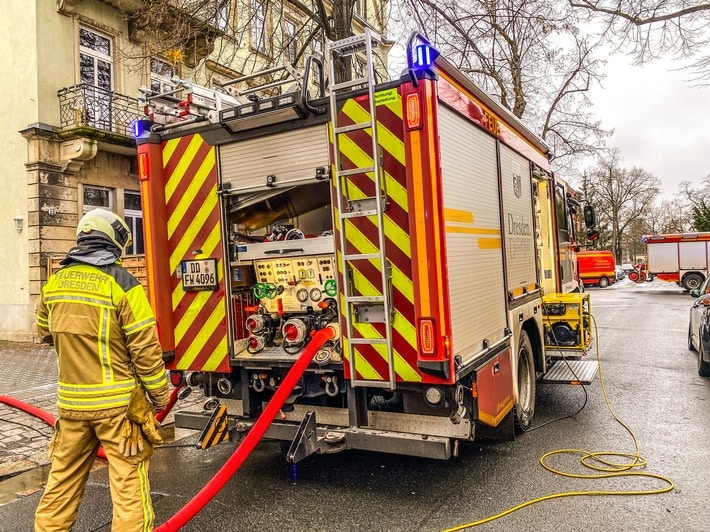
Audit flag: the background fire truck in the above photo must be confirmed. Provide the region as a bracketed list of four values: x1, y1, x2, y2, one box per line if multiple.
[135, 31, 598, 461]
[636, 232, 710, 290]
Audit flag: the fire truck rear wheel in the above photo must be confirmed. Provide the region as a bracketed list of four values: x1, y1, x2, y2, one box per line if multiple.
[598, 277, 609, 288]
[682, 273, 704, 292]
[514, 330, 536, 432]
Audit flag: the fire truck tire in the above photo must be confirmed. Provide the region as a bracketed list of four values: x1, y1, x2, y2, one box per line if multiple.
[598, 277, 609, 288]
[514, 330, 536, 432]
[682, 273, 704, 292]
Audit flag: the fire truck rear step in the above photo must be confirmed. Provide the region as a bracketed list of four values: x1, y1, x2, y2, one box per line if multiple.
[541, 359, 598, 385]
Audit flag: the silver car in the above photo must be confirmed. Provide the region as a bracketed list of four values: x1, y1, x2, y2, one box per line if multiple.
[688, 276, 710, 376]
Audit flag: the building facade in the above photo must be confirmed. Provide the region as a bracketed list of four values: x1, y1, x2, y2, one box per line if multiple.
[0, 0, 389, 341]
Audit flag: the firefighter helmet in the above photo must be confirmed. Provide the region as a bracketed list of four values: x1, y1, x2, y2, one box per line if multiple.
[77, 208, 132, 251]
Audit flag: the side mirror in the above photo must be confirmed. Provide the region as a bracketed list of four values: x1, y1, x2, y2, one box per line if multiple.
[690, 289, 701, 298]
[583, 205, 597, 229]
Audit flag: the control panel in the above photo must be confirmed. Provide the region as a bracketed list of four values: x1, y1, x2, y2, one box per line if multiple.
[252, 254, 337, 312]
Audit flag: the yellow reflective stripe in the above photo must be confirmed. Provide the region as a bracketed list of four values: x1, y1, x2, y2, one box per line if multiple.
[44, 294, 114, 308]
[201, 338, 229, 372]
[37, 316, 48, 327]
[59, 379, 134, 394]
[340, 216, 414, 305]
[167, 151, 216, 237]
[175, 299, 226, 370]
[352, 321, 421, 382]
[169, 193, 220, 276]
[57, 392, 132, 410]
[123, 316, 157, 335]
[165, 135, 204, 204]
[141, 371, 168, 390]
[137, 461, 154, 531]
[98, 307, 112, 383]
[343, 337, 380, 380]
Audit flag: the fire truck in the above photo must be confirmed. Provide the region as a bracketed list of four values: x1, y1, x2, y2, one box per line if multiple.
[134, 31, 598, 461]
[639, 232, 710, 290]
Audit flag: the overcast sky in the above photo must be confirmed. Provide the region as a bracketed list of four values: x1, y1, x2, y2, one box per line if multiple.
[587, 54, 710, 198]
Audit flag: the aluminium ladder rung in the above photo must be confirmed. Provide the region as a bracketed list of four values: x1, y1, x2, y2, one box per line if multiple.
[331, 76, 369, 92]
[328, 33, 380, 55]
[350, 379, 393, 389]
[337, 166, 375, 177]
[343, 253, 381, 261]
[334, 122, 372, 134]
[349, 337, 388, 345]
[346, 295, 385, 304]
[341, 209, 380, 219]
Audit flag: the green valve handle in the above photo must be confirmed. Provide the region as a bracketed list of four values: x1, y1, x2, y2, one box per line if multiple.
[324, 278, 337, 297]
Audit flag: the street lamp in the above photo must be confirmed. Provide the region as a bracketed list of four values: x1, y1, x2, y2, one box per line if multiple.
[13, 214, 23, 233]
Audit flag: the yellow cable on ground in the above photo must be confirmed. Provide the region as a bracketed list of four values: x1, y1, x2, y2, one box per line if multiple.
[442, 313, 674, 531]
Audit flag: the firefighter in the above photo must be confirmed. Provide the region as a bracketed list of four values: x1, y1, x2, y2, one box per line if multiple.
[34, 208, 169, 532]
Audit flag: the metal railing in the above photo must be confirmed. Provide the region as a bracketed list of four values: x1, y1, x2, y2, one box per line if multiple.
[58, 84, 144, 137]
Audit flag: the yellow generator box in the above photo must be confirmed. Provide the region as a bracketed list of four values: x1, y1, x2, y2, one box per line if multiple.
[541, 293, 592, 351]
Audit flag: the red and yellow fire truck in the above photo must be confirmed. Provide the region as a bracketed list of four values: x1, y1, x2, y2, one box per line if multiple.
[134, 31, 598, 460]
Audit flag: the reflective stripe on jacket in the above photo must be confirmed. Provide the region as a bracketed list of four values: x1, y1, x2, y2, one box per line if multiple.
[37, 262, 170, 418]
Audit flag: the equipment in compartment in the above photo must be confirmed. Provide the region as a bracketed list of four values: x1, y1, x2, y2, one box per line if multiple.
[542, 293, 592, 350]
[250, 254, 336, 313]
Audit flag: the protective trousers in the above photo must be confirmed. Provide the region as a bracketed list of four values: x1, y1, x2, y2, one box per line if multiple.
[34, 415, 155, 532]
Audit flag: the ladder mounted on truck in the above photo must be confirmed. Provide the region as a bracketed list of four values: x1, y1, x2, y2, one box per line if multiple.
[327, 29, 397, 390]
[138, 55, 327, 132]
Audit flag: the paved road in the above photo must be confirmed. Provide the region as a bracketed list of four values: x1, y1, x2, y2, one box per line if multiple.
[0, 278, 708, 531]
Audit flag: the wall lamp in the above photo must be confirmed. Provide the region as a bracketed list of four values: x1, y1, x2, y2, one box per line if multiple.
[13, 214, 23, 233]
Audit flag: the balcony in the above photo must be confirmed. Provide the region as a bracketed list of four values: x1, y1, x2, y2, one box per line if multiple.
[58, 84, 144, 139]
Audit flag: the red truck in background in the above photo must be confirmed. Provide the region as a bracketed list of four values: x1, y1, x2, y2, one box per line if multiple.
[640, 233, 710, 291]
[577, 250, 616, 288]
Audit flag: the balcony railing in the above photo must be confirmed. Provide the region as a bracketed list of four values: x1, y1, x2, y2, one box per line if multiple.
[58, 84, 144, 137]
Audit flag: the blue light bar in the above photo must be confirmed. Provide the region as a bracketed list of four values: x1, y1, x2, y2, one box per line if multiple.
[132, 120, 145, 138]
[413, 44, 436, 69]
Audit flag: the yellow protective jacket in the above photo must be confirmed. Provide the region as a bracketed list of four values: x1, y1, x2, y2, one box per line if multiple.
[37, 261, 170, 420]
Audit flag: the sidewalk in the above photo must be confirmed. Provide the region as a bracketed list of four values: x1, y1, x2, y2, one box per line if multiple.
[0, 341, 202, 482]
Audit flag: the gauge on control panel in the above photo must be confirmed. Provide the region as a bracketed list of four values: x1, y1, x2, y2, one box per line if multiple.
[296, 288, 309, 302]
[309, 287, 322, 301]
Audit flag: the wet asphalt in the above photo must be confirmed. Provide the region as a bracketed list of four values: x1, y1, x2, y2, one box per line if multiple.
[0, 278, 708, 531]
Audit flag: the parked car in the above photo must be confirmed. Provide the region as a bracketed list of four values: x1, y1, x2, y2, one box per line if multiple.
[687, 276, 710, 376]
[615, 265, 625, 280]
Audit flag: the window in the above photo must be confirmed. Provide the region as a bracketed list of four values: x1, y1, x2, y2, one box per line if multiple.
[124, 192, 144, 255]
[212, 0, 231, 31]
[179, 0, 231, 31]
[79, 27, 113, 129]
[83, 185, 113, 212]
[251, 0, 267, 54]
[283, 19, 298, 65]
[354, 0, 365, 17]
[150, 58, 175, 94]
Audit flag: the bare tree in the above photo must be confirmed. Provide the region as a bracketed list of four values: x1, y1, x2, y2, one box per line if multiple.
[679, 176, 710, 230]
[397, 0, 611, 170]
[569, 1, 710, 81]
[123, 0, 392, 84]
[582, 149, 660, 262]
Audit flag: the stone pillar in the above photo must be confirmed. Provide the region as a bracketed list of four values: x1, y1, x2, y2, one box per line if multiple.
[21, 125, 96, 340]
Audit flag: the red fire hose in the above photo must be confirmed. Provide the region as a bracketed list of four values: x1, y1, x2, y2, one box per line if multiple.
[0, 383, 185, 460]
[155, 323, 338, 532]
[0, 323, 337, 530]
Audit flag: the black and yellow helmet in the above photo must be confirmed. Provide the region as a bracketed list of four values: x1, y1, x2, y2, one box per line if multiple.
[76, 208, 132, 251]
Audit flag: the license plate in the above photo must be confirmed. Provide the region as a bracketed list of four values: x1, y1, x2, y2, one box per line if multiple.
[181, 258, 219, 291]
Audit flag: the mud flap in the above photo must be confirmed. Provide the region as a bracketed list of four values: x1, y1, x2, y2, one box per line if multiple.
[197, 403, 231, 449]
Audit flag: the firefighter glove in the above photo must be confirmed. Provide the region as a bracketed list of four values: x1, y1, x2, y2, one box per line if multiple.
[141, 414, 163, 446]
[118, 418, 145, 457]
